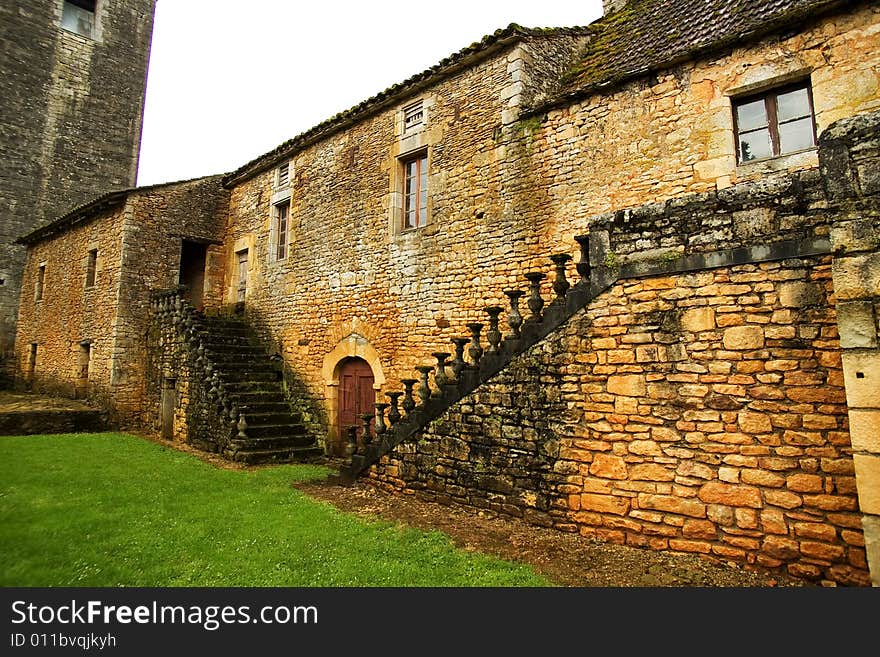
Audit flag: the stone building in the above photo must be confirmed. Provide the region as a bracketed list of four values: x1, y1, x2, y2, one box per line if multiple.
[0, 0, 156, 385]
[13, 0, 880, 585]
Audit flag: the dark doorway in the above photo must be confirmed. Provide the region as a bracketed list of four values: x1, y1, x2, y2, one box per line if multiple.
[337, 357, 375, 456]
[160, 377, 177, 440]
[179, 240, 207, 311]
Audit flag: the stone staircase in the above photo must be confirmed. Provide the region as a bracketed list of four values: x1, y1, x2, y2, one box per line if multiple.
[337, 232, 615, 483]
[151, 292, 322, 464]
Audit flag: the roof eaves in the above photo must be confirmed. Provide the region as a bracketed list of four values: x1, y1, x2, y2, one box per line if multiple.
[16, 173, 227, 246]
[221, 24, 594, 189]
[529, 0, 854, 117]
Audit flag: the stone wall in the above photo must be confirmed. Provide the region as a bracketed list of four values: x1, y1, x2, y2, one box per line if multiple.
[366, 108, 880, 586]
[0, 0, 156, 385]
[14, 177, 228, 425]
[528, 3, 880, 257]
[220, 36, 588, 452]
[820, 110, 880, 585]
[370, 252, 869, 586]
[216, 7, 877, 455]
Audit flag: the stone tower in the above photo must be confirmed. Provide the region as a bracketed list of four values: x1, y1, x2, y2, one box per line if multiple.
[0, 0, 157, 385]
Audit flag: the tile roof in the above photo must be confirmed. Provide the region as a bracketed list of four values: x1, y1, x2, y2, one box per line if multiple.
[557, 0, 856, 99]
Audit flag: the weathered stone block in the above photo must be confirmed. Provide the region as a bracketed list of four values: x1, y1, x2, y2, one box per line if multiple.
[853, 454, 880, 515]
[607, 374, 646, 396]
[849, 409, 880, 453]
[698, 481, 762, 508]
[837, 301, 878, 348]
[723, 325, 765, 350]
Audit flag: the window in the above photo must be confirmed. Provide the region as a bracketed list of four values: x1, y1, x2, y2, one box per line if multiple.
[402, 152, 428, 230]
[733, 81, 816, 164]
[61, 0, 96, 38]
[274, 201, 289, 261]
[403, 101, 424, 134]
[276, 162, 290, 188]
[236, 249, 248, 303]
[35, 265, 45, 301]
[85, 249, 97, 288]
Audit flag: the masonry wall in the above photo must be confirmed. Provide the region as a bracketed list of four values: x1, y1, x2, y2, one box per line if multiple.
[0, 0, 156, 385]
[118, 178, 229, 425]
[365, 107, 880, 587]
[221, 36, 587, 450]
[14, 205, 128, 410]
[14, 177, 229, 425]
[370, 253, 869, 586]
[527, 3, 880, 258]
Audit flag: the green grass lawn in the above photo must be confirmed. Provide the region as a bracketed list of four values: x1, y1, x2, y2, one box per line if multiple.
[0, 432, 551, 587]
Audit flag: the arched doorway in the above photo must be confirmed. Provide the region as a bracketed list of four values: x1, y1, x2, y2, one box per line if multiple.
[336, 357, 375, 456]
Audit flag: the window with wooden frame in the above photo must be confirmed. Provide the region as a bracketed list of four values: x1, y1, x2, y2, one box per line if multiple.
[733, 81, 816, 164]
[273, 200, 290, 261]
[401, 151, 428, 230]
[85, 249, 97, 288]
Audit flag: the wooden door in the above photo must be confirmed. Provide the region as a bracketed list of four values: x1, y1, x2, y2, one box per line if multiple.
[337, 358, 374, 455]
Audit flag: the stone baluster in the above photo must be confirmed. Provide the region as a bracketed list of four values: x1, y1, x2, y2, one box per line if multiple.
[347, 426, 359, 456]
[450, 338, 469, 379]
[415, 365, 433, 405]
[432, 352, 450, 395]
[209, 370, 219, 399]
[196, 341, 206, 366]
[386, 392, 402, 425]
[550, 253, 572, 302]
[466, 323, 484, 366]
[360, 413, 374, 446]
[574, 234, 591, 284]
[237, 413, 248, 439]
[503, 290, 525, 338]
[400, 379, 417, 415]
[374, 403, 388, 435]
[484, 306, 503, 353]
[524, 272, 546, 322]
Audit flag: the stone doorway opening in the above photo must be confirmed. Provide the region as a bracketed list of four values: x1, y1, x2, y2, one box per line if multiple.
[179, 240, 207, 311]
[336, 357, 375, 456]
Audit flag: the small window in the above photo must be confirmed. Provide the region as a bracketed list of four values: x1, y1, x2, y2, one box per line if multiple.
[733, 81, 816, 164]
[276, 162, 290, 188]
[35, 265, 46, 301]
[274, 201, 289, 261]
[61, 0, 96, 38]
[85, 249, 97, 288]
[402, 152, 428, 230]
[403, 101, 424, 134]
[28, 343, 38, 379]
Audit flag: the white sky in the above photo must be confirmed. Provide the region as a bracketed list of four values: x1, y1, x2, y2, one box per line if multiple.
[135, 0, 604, 187]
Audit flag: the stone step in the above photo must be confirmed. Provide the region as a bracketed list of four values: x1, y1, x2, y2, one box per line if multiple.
[241, 412, 302, 426]
[215, 363, 281, 383]
[225, 445, 323, 465]
[229, 433, 315, 450]
[221, 381, 281, 393]
[238, 401, 297, 414]
[243, 423, 308, 439]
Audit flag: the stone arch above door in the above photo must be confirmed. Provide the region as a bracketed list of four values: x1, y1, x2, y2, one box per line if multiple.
[322, 332, 385, 454]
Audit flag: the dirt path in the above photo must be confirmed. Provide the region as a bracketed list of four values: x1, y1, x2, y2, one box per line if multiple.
[294, 472, 812, 588]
